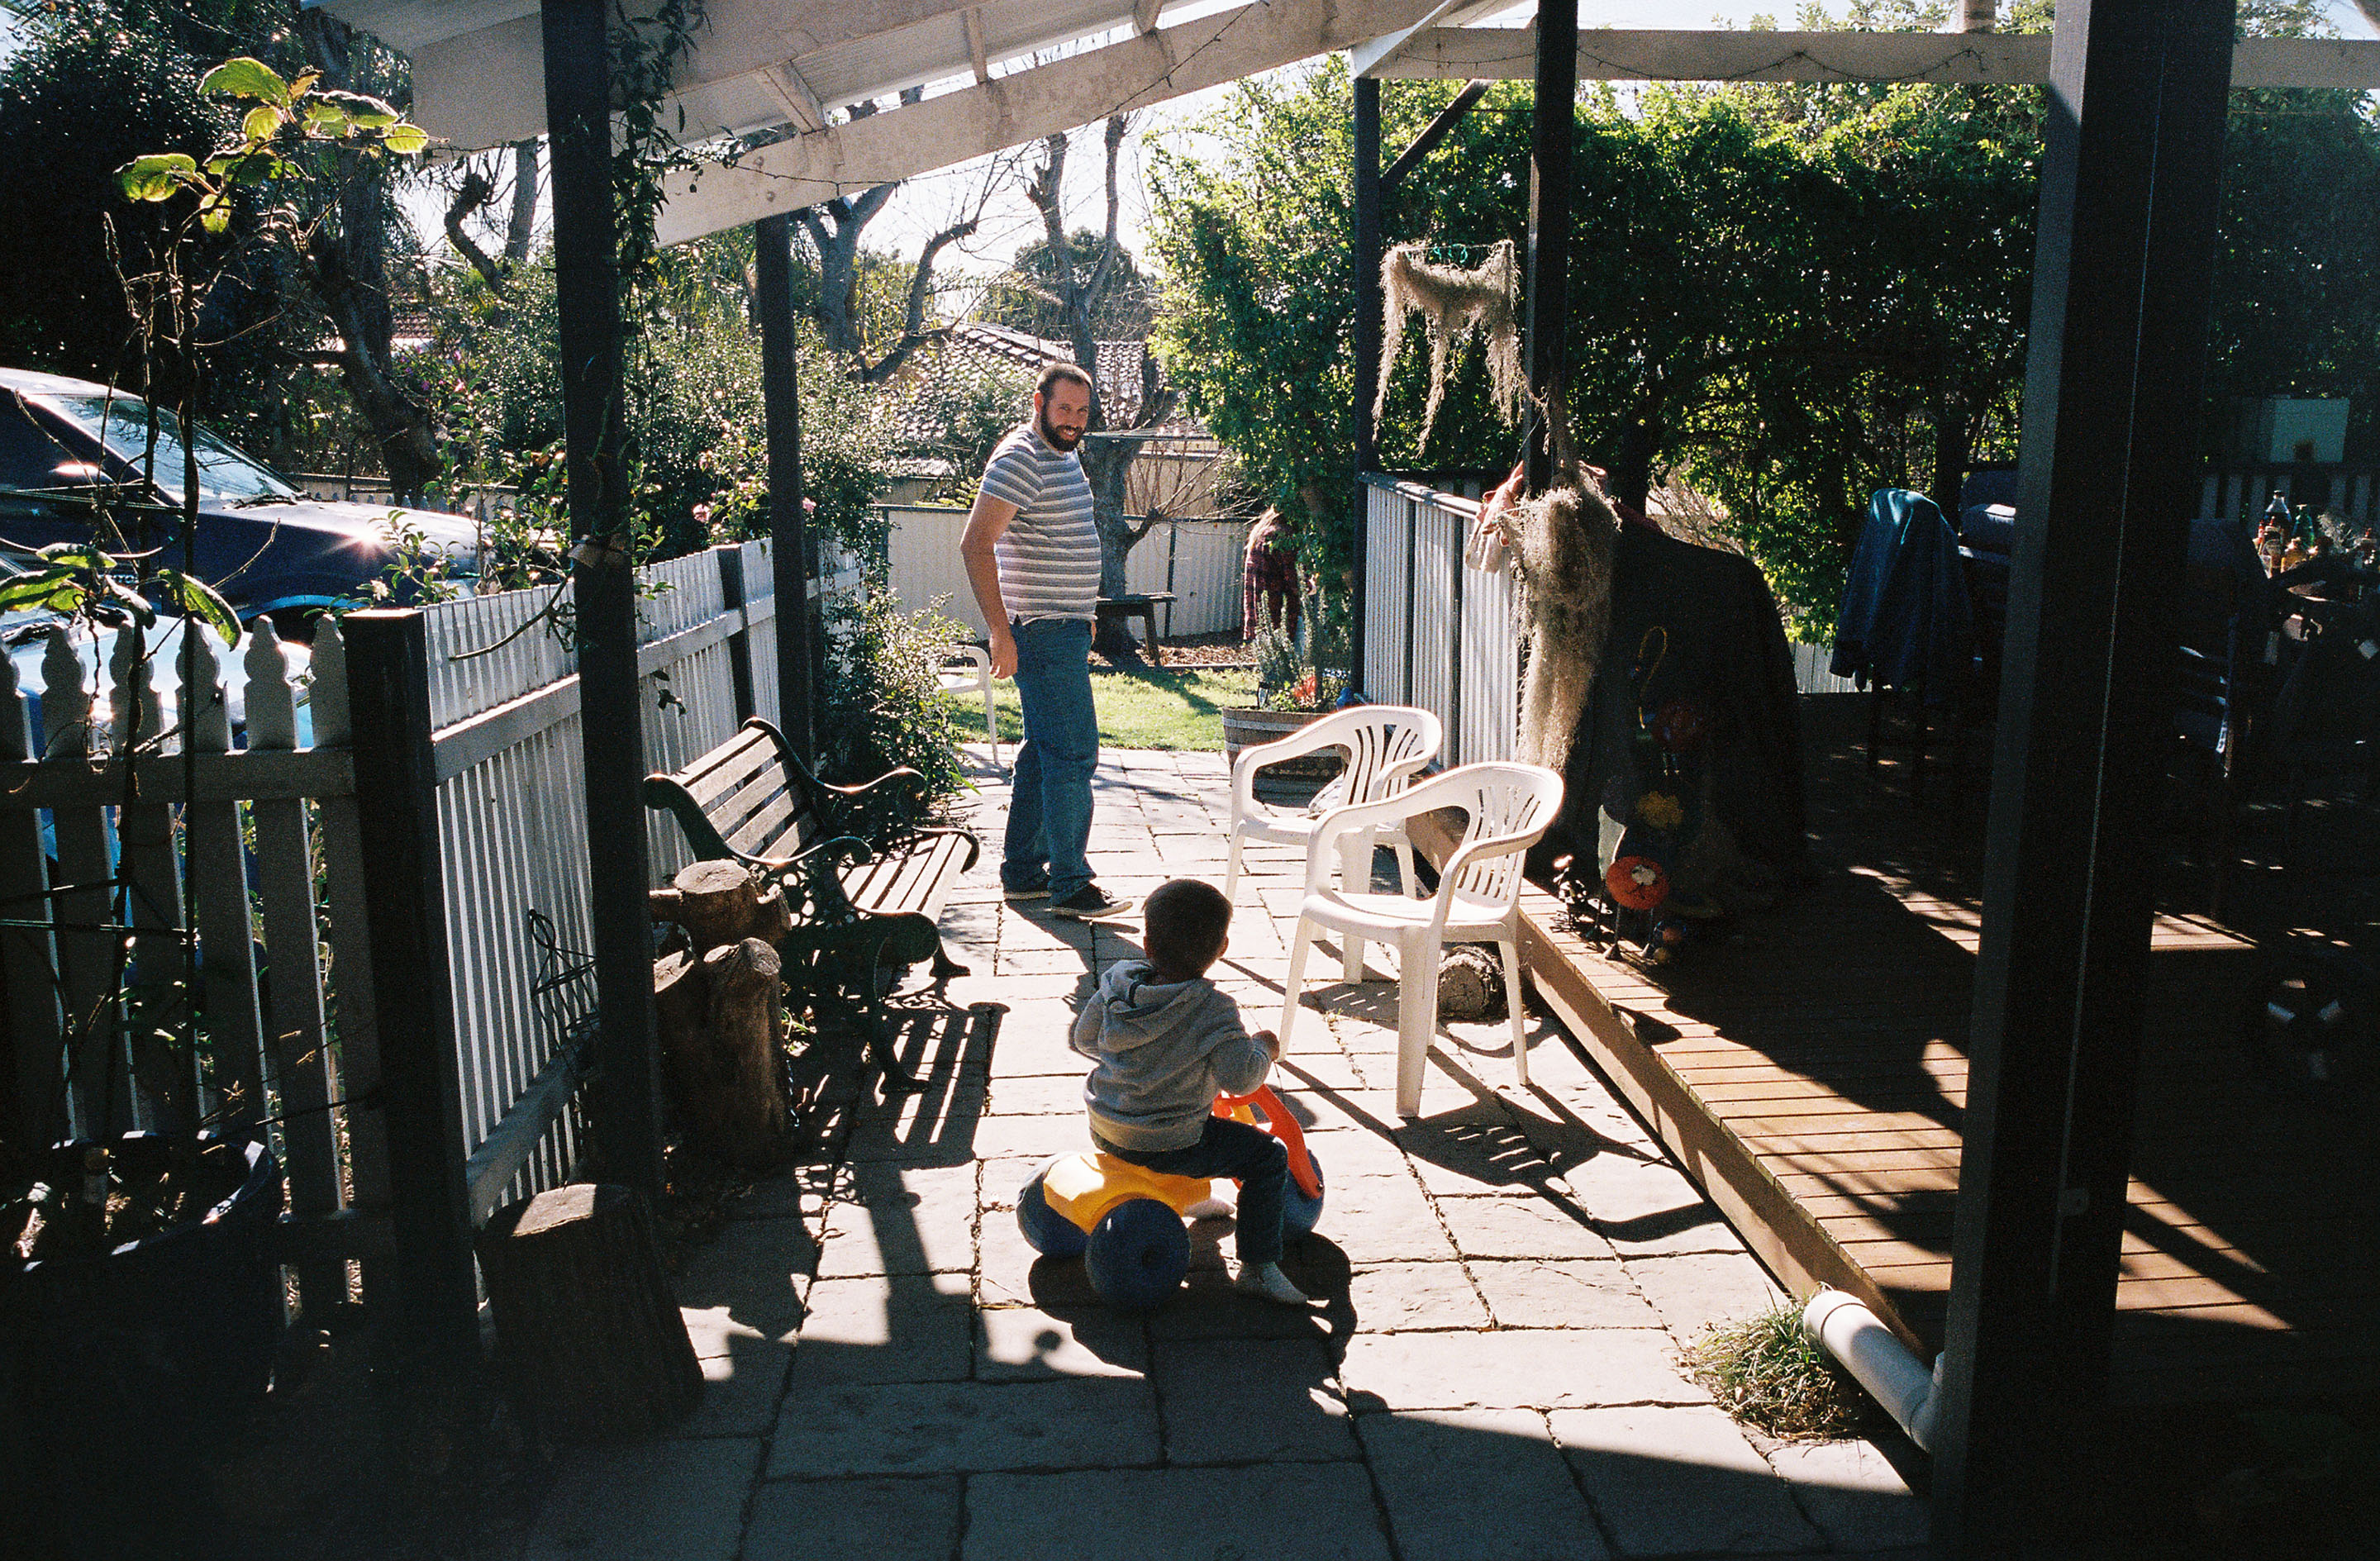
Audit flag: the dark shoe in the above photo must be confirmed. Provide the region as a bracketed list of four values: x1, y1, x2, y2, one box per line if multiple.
[1050, 884, 1137, 921]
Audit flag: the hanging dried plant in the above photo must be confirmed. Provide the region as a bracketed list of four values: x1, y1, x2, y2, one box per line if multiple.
[1375, 239, 1524, 451]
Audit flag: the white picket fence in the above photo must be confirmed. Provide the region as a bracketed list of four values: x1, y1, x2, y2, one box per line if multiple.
[880, 505, 1252, 641]
[0, 535, 819, 1353]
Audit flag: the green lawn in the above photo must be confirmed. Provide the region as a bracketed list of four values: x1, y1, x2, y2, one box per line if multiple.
[935, 666, 1255, 751]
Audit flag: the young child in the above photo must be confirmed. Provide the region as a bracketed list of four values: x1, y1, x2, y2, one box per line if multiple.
[1069, 878, 1311, 1306]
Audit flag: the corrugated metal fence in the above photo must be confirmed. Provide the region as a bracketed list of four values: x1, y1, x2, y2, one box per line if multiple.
[880, 505, 1251, 641]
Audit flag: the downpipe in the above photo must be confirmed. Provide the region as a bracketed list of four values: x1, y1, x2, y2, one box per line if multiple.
[1801, 1288, 1943, 1453]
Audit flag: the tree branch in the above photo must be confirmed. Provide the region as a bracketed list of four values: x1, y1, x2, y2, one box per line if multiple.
[444, 164, 509, 297]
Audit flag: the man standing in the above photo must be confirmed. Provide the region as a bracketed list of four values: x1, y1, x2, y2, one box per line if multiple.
[961, 363, 1135, 921]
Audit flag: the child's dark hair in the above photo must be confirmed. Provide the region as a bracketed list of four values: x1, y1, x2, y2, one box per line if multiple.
[1143, 878, 1232, 979]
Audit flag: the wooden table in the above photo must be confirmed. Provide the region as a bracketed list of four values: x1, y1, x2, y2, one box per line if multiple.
[1095, 593, 1176, 664]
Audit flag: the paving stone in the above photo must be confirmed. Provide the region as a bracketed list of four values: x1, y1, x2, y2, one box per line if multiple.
[1763, 1438, 1930, 1552]
[1151, 1336, 1357, 1463]
[673, 1216, 816, 1345]
[521, 1437, 760, 1561]
[1622, 1252, 1787, 1340]
[976, 1204, 1102, 1311]
[669, 1338, 791, 1438]
[1438, 1193, 1617, 1262]
[975, 1306, 1148, 1381]
[767, 1378, 1159, 1478]
[1144, 1268, 1346, 1340]
[1297, 1126, 1421, 1180]
[1357, 1408, 1611, 1561]
[963, 1465, 1392, 1561]
[1340, 1330, 1708, 1412]
[1323, 1172, 1458, 1264]
[719, 1168, 807, 1221]
[816, 1164, 979, 1277]
[966, 1112, 1092, 1162]
[1562, 1154, 1747, 1257]
[743, 1475, 964, 1561]
[1553, 1405, 1822, 1557]
[791, 1273, 974, 1385]
[985, 1073, 1091, 1116]
[1468, 1260, 1664, 1330]
[1343, 1259, 1489, 1331]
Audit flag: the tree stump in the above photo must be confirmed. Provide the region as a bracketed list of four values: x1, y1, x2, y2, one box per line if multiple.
[1437, 945, 1507, 1021]
[650, 861, 791, 1166]
[475, 1183, 702, 1443]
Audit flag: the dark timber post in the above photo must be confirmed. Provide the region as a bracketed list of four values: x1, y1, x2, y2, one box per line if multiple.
[1353, 75, 1383, 692]
[1932, 4, 2235, 1553]
[342, 609, 478, 1378]
[754, 212, 819, 760]
[542, 0, 662, 1202]
[1522, 0, 1576, 493]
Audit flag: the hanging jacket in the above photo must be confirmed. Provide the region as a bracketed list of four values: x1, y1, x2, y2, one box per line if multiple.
[1831, 488, 1974, 704]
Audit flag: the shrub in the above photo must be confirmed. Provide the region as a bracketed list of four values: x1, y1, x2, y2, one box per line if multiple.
[816, 587, 972, 832]
[1679, 1302, 1880, 1442]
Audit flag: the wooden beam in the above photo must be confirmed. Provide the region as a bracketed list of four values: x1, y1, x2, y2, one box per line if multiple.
[1368, 26, 2380, 89]
[1522, 0, 1574, 493]
[963, 7, 992, 84]
[1348, 0, 1504, 79]
[652, 0, 1447, 247]
[754, 215, 821, 764]
[1933, 1, 2237, 1550]
[1381, 78, 1488, 190]
[1134, 0, 1164, 34]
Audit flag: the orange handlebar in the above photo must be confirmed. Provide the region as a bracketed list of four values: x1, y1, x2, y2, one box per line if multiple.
[1214, 1084, 1321, 1202]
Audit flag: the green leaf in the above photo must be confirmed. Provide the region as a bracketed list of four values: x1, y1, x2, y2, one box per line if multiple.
[241, 102, 283, 142]
[116, 153, 197, 202]
[102, 578, 157, 630]
[304, 98, 350, 131]
[36, 543, 115, 572]
[382, 122, 430, 157]
[153, 570, 243, 646]
[198, 192, 232, 235]
[0, 568, 80, 615]
[200, 57, 290, 106]
[319, 88, 401, 128]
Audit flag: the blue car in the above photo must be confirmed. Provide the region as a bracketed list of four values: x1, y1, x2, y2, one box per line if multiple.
[0, 368, 481, 636]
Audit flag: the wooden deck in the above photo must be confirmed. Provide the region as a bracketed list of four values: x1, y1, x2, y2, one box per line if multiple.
[1507, 695, 2379, 1406]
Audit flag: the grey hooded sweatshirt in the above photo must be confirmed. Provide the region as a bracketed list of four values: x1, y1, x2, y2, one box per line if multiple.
[1070, 959, 1271, 1152]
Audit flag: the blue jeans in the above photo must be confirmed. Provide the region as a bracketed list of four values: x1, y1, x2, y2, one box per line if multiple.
[1004, 616, 1098, 899]
[1095, 1116, 1289, 1266]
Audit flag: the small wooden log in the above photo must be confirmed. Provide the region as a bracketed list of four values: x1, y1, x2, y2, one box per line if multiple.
[653, 948, 706, 1041]
[657, 859, 762, 951]
[475, 1183, 702, 1443]
[682, 938, 787, 1167]
[1437, 944, 1507, 1021]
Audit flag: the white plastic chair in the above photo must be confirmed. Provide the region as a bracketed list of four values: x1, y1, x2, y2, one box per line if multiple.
[929, 643, 1002, 773]
[1224, 704, 1441, 979]
[1278, 762, 1565, 1118]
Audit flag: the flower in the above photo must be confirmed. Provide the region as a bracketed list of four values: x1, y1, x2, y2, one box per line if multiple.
[1636, 791, 1685, 833]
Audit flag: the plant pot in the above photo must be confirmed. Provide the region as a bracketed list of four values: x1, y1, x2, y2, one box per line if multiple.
[5, 1132, 285, 1428]
[1221, 707, 1343, 776]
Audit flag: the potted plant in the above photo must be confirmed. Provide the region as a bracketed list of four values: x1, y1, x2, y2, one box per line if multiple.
[1223, 610, 1354, 770]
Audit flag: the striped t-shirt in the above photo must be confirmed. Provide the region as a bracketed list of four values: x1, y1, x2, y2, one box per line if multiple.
[980, 421, 1100, 623]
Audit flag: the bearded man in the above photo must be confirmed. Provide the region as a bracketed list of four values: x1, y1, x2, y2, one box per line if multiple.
[959, 362, 1135, 921]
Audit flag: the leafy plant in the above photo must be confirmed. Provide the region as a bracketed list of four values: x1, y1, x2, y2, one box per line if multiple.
[816, 588, 972, 830]
[1680, 1302, 1880, 1442]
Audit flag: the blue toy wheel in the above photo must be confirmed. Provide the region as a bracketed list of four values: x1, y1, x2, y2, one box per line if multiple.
[1016, 1169, 1089, 1258]
[1083, 1197, 1189, 1311]
[1283, 1151, 1326, 1241]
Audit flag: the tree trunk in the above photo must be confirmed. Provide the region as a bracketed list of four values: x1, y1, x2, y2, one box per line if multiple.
[476, 1183, 703, 1442]
[649, 861, 791, 1166]
[506, 139, 540, 267]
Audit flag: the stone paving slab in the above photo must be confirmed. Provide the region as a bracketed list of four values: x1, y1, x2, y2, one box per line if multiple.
[1356, 1407, 1613, 1561]
[1467, 1259, 1667, 1330]
[1762, 1440, 1931, 1553]
[1438, 1192, 1619, 1262]
[1343, 1258, 1491, 1331]
[744, 1476, 964, 1561]
[766, 1378, 1161, 1478]
[1340, 1330, 1710, 1412]
[961, 1465, 1392, 1561]
[521, 1438, 762, 1561]
[1150, 1337, 1357, 1464]
[791, 1273, 974, 1385]
[1551, 1406, 1823, 1557]
[974, 1306, 1148, 1381]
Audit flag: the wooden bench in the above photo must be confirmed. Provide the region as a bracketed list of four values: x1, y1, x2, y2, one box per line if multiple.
[642, 718, 978, 1090]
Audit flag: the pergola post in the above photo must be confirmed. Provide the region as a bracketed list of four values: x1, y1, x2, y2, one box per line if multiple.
[754, 212, 820, 761]
[1352, 75, 1383, 692]
[1932, 2, 2236, 1553]
[1521, 0, 1577, 492]
[540, 0, 663, 1202]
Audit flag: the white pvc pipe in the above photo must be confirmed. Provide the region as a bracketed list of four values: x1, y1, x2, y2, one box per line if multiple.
[1801, 1287, 1944, 1453]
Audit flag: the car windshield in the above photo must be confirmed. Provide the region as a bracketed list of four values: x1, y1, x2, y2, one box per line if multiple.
[50, 393, 296, 505]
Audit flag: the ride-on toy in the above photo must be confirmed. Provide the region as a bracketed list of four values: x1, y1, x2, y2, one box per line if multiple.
[1014, 1086, 1326, 1310]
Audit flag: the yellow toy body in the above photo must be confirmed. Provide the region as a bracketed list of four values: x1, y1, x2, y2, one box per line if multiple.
[1039, 1152, 1214, 1234]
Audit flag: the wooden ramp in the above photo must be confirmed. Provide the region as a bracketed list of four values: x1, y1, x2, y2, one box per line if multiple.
[1502, 696, 2379, 1406]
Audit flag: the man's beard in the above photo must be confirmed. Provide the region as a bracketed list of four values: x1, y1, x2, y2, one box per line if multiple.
[1039, 410, 1083, 451]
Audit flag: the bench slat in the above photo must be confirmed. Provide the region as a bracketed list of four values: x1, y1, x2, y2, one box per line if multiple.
[677, 727, 777, 808]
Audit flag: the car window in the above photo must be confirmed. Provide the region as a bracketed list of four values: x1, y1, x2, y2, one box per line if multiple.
[0, 393, 93, 493]
[49, 393, 296, 504]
